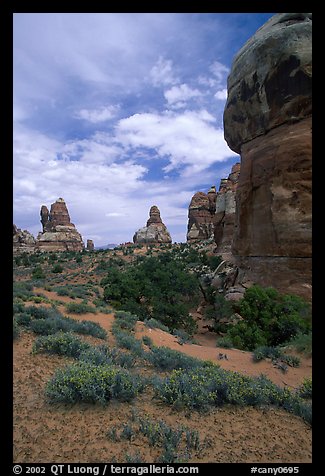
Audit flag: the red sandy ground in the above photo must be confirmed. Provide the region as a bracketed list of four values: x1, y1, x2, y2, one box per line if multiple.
[13, 289, 312, 463]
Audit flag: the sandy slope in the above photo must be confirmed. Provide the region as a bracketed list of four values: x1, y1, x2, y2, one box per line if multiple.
[13, 290, 312, 463]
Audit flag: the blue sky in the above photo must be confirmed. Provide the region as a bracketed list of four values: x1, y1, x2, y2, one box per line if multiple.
[13, 12, 274, 246]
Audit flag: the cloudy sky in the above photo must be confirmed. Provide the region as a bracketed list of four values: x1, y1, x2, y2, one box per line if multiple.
[13, 12, 274, 246]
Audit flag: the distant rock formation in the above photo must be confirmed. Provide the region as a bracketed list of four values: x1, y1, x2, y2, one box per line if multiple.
[187, 187, 216, 242]
[186, 163, 240, 247]
[214, 163, 240, 252]
[13, 224, 36, 254]
[86, 239, 95, 251]
[223, 13, 312, 299]
[36, 198, 84, 252]
[133, 205, 172, 244]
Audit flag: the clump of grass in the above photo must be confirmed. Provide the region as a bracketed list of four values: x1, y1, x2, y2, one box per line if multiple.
[107, 414, 207, 463]
[45, 361, 144, 404]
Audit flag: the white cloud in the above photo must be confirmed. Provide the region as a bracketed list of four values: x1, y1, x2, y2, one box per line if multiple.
[164, 84, 202, 108]
[116, 109, 234, 176]
[74, 105, 119, 123]
[150, 57, 179, 87]
[214, 88, 228, 100]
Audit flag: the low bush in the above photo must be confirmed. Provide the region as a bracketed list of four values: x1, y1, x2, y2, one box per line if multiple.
[52, 264, 63, 273]
[252, 346, 300, 367]
[74, 320, 107, 339]
[147, 346, 203, 371]
[253, 346, 282, 362]
[297, 378, 312, 399]
[283, 333, 312, 356]
[153, 366, 312, 424]
[114, 311, 138, 331]
[46, 361, 144, 404]
[24, 306, 61, 320]
[13, 302, 26, 315]
[32, 332, 91, 358]
[15, 312, 32, 328]
[65, 302, 96, 314]
[144, 318, 170, 333]
[113, 330, 144, 356]
[13, 282, 34, 301]
[217, 337, 233, 349]
[172, 329, 193, 344]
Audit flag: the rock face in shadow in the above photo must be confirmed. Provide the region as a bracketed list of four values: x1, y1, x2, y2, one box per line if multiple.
[86, 239, 95, 251]
[223, 13, 312, 299]
[13, 224, 36, 254]
[214, 163, 240, 252]
[36, 198, 84, 252]
[187, 187, 216, 243]
[133, 205, 172, 244]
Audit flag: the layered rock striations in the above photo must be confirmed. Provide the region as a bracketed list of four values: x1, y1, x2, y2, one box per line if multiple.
[214, 162, 240, 252]
[13, 224, 36, 254]
[223, 12, 312, 299]
[186, 187, 216, 243]
[36, 198, 84, 252]
[133, 205, 172, 244]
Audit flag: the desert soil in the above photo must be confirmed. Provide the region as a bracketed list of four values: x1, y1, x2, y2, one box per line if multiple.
[13, 289, 312, 463]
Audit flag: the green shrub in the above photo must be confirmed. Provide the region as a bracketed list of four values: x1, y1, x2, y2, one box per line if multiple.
[15, 312, 32, 327]
[253, 346, 282, 362]
[147, 346, 203, 371]
[284, 333, 312, 356]
[227, 286, 311, 350]
[32, 266, 46, 280]
[74, 320, 107, 339]
[144, 318, 170, 332]
[32, 332, 91, 358]
[114, 311, 138, 331]
[142, 336, 153, 348]
[280, 354, 301, 368]
[217, 337, 233, 349]
[113, 330, 144, 356]
[24, 306, 61, 320]
[13, 302, 26, 315]
[172, 329, 193, 344]
[13, 282, 34, 301]
[52, 264, 63, 273]
[252, 346, 300, 367]
[46, 362, 144, 404]
[153, 366, 312, 424]
[297, 378, 312, 399]
[65, 302, 96, 314]
[29, 318, 71, 335]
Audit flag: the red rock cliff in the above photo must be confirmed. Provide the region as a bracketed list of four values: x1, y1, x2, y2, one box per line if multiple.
[223, 13, 312, 299]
